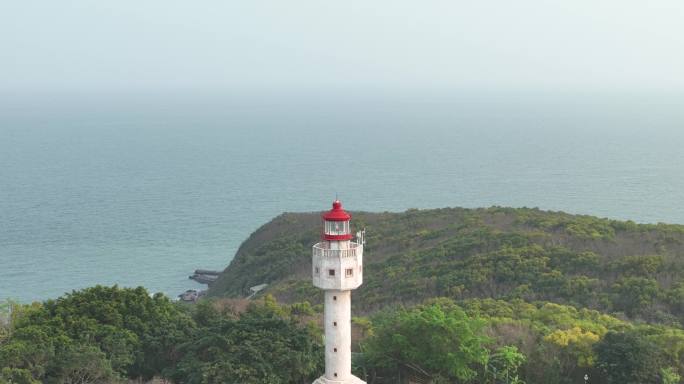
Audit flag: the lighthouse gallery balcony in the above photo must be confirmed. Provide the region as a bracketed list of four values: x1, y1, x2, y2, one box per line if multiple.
[312, 242, 362, 258]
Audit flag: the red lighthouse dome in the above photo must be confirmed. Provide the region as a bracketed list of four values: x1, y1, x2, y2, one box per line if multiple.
[323, 200, 351, 221]
[322, 200, 352, 240]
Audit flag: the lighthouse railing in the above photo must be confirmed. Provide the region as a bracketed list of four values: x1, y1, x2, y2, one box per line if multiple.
[312, 242, 361, 258]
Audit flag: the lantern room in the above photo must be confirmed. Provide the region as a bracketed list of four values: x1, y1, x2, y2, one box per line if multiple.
[323, 200, 352, 241]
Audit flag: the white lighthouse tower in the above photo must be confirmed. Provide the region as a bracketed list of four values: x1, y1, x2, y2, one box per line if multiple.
[312, 200, 366, 384]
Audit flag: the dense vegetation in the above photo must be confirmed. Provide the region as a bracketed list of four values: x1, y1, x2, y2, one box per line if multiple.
[358, 298, 683, 383]
[209, 207, 684, 325]
[0, 286, 194, 383]
[2, 289, 683, 383]
[205, 206, 684, 382]
[3, 207, 684, 383]
[0, 287, 323, 384]
[169, 296, 323, 384]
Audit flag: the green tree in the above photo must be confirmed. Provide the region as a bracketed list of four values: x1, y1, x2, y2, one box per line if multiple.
[51, 344, 117, 384]
[0, 300, 17, 346]
[362, 302, 490, 382]
[611, 277, 661, 317]
[660, 367, 680, 384]
[484, 346, 526, 384]
[594, 331, 664, 384]
[0, 324, 66, 381]
[0, 286, 195, 382]
[0, 368, 40, 384]
[169, 298, 323, 384]
[544, 327, 600, 367]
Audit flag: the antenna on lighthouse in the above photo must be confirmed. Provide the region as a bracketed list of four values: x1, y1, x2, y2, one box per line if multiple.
[356, 229, 366, 245]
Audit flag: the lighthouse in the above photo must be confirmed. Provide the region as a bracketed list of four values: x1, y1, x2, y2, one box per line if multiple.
[312, 200, 366, 384]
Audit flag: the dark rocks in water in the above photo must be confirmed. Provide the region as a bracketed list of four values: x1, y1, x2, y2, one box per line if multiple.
[193, 269, 222, 276]
[189, 272, 219, 285]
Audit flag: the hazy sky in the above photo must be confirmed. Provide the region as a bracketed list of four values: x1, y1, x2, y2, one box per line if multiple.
[2, 1, 683, 93]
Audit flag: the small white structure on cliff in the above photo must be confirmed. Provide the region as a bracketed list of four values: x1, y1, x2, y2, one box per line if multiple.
[312, 200, 366, 384]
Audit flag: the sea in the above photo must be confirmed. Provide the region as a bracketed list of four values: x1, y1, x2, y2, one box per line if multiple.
[2, 90, 684, 302]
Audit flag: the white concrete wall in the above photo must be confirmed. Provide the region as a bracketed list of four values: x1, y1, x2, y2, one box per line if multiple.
[312, 241, 363, 291]
[312, 237, 365, 383]
[329, 239, 349, 250]
[324, 290, 352, 381]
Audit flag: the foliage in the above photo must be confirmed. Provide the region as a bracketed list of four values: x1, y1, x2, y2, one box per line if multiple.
[361, 302, 492, 383]
[544, 327, 600, 367]
[0, 300, 15, 346]
[662, 367, 681, 384]
[515, 210, 618, 240]
[210, 207, 684, 326]
[168, 297, 323, 384]
[0, 367, 40, 384]
[484, 346, 526, 384]
[594, 330, 665, 384]
[611, 277, 662, 317]
[6, 206, 684, 384]
[3, 288, 684, 384]
[205, 207, 684, 383]
[51, 344, 117, 384]
[437, 298, 684, 384]
[1, 289, 323, 384]
[0, 286, 194, 382]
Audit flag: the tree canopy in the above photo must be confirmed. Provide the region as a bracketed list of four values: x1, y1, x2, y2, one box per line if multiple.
[360, 302, 491, 382]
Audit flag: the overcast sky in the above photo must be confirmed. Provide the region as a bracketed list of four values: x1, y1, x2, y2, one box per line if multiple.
[1, 1, 683, 94]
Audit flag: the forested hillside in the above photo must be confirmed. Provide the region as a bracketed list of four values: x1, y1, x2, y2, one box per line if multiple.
[209, 207, 684, 326]
[3, 207, 684, 383]
[204, 206, 684, 383]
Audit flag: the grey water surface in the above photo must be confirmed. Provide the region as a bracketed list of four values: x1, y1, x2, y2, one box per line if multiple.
[2, 91, 683, 302]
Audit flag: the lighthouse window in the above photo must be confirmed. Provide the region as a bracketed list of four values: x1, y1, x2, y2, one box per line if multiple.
[328, 269, 335, 276]
[315, 267, 319, 275]
[345, 268, 353, 277]
[334, 348, 337, 352]
[325, 220, 349, 235]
